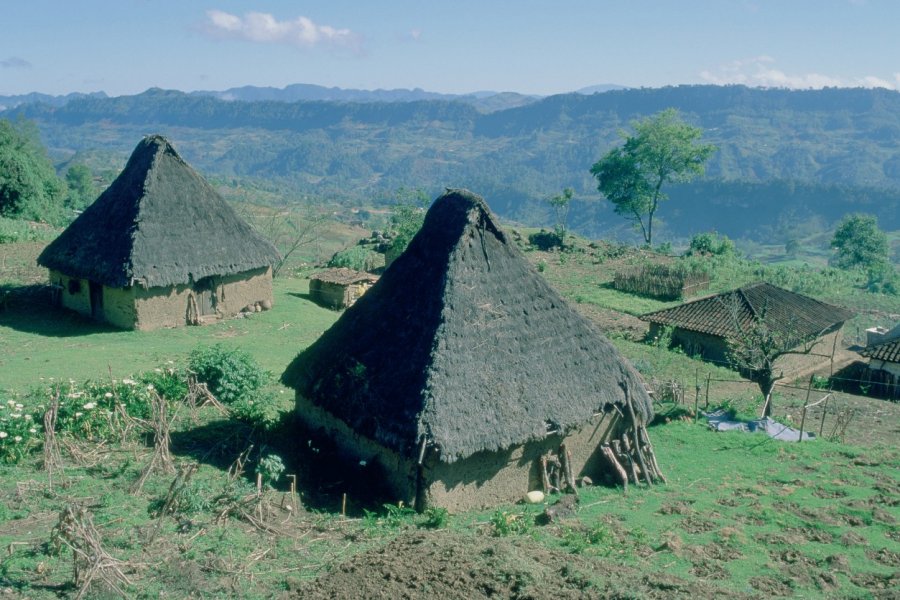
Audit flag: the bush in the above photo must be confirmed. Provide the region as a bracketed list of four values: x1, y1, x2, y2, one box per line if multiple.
[327, 246, 379, 272]
[685, 232, 736, 258]
[230, 389, 283, 430]
[0, 398, 42, 464]
[188, 344, 269, 405]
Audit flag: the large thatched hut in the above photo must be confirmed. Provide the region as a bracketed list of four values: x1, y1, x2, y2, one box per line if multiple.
[38, 135, 280, 330]
[282, 189, 656, 511]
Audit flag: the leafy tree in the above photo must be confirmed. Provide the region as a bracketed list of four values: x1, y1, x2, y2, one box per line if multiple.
[386, 187, 429, 256]
[64, 164, 95, 210]
[684, 231, 736, 258]
[830, 213, 889, 270]
[0, 118, 66, 221]
[546, 187, 574, 239]
[590, 108, 715, 246]
[721, 296, 826, 418]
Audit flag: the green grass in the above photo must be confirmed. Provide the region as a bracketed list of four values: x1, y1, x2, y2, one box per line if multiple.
[0, 277, 339, 395]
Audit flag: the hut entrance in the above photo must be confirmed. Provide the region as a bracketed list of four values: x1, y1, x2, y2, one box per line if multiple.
[89, 281, 103, 319]
[194, 277, 217, 316]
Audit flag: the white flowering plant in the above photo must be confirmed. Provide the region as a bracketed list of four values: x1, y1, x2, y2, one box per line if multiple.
[0, 398, 42, 464]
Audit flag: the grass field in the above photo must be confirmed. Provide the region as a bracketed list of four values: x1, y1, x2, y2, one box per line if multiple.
[1, 233, 898, 599]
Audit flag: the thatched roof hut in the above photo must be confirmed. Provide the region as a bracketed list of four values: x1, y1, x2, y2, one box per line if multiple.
[283, 189, 655, 510]
[308, 268, 379, 309]
[38, 135, 280, 329]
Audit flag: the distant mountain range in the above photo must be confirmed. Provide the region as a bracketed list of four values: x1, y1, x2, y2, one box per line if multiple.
[2, 84, 898, 243]
[1, 82, 628, 114]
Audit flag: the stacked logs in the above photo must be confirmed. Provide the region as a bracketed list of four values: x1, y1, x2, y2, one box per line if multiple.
[600, 387, 666, 489]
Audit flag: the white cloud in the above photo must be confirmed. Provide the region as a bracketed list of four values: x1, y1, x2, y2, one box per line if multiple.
[202, 10, 362, 53]
[1, 56, 32, 69]
[700, 56, 896, 90]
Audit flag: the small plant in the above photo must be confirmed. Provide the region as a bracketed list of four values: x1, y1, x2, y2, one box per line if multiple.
[489, 509, 530, 536]
[230, 389, 283, 430]
[536, 260, 546, 273]
[561, 524, 612, 555]
[382, 502, 416, 528]
[188, 344, 269, 404]
[420, 507, 449, 529]
[256, 454, 286, 488]
[0, 397, 42, 464]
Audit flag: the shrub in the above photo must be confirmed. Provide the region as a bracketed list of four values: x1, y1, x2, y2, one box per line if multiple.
[490, 509, 530, 536]
[327, 246, 379, 272]
[420, 507, 449, 529]
[188, 344, 269, 405]
[230, 389, 283, 430]
[685, 232, 736, 258]
[0, 398, 42, 464]
[256, 454, 286, 488]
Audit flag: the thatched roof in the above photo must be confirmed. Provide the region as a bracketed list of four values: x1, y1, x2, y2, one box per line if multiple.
[38, 135, 280, 288]
[641, 282, 853, 345]
[282, 189, 652, 464]
[311, 268, 379, 285]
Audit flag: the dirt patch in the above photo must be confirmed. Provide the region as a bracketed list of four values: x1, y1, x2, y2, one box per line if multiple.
[849, 571, 900, 595]
[866, 547, 900, 567]
[813, 487, 848, 499]
[749, 575, 794, 597]
[840, 531, 869, 547]
[658, 501, 695, 515]
[288, 529, 745, 599]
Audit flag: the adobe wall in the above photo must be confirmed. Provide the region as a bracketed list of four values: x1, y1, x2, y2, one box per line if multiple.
[101, 286, 137, 329]
[49, 270, 91, 317]
[294, 394, 419, 503]
[309, 280, 349, 310]
[421, 409, 622, 512]
[294, 394, 625, 512]
[133, 267, 273, 331]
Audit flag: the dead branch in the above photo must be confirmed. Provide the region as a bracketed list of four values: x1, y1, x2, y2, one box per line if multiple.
[51, 504, 132, 599]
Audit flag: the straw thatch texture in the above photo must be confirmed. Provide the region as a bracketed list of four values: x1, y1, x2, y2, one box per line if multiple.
[283, 189, 652, 464]
[38, 135, 279, 288]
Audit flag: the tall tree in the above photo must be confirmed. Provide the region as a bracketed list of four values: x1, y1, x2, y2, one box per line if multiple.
[546, 187, 574, 240]
[64, 164, 95, 210]
[0, 118, 65, 221]
[830, 213, 889, 270]
[591, 108, 715, 246]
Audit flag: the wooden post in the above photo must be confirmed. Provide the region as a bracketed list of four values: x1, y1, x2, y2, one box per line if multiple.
[341, 493, 347, 518]
[693, 370, 701, 423]
[288, 474, 298, 512]
[704, 374, 711, 409]
[256, 473, 263, 496]
[819, 394, 829, 438]
[798, 376, 813, 442]
[830, 331, 839, 378]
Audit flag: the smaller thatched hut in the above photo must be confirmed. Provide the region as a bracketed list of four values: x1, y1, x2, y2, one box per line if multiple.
[38, 135, 280, 330]
[283, 189, 658, 511]
[309, 268, 379, 309]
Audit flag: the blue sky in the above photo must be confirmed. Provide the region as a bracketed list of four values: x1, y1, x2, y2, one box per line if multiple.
[3, 0, 899, 96]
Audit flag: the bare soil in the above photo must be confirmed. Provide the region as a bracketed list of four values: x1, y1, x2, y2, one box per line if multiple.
[285, 529, 749, 599]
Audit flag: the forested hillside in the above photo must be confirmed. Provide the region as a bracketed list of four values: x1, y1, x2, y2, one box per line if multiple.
[4, 85, 900, 242]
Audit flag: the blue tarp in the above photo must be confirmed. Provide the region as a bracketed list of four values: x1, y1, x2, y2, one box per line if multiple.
[704, 409, 815, 442]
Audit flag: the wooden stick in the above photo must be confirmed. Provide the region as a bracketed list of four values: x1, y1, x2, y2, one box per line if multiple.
[539, 455, 550, 494]
[341, 493, 347, 518]
[639, 424, 668, 484]
[600, 445, 628, 492]
[622, 383, 653, 486]
[612, 439, 638, 484]
[559, 443, 578, 496]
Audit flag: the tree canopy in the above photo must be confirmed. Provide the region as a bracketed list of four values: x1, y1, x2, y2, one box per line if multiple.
[830, 213, 889, 270]
[590, 108, 715, 246]
[0, 118, 65, 222]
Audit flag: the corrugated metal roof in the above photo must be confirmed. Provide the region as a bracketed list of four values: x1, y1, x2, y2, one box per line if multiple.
[861, 338, 900, 363]
[641, 282, 853, 343]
